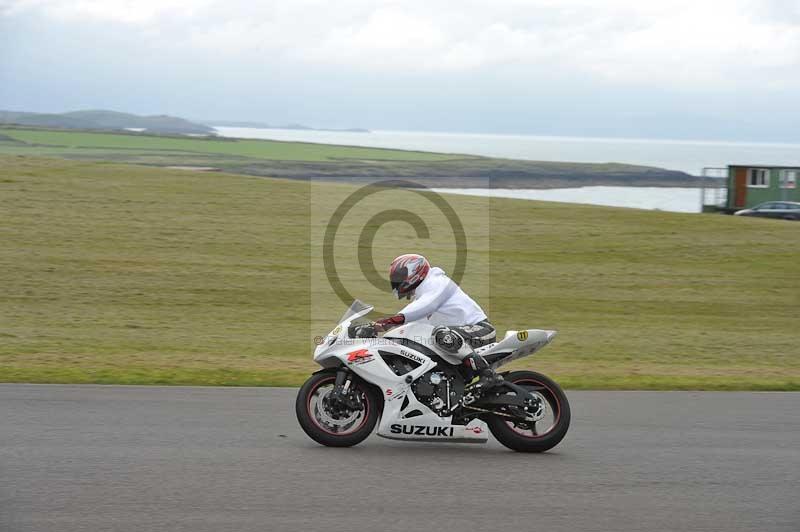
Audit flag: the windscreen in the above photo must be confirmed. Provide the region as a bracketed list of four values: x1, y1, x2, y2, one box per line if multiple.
[338, 300, 373, 324]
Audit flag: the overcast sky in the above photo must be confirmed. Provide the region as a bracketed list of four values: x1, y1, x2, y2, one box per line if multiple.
[2, 0, 799, 140]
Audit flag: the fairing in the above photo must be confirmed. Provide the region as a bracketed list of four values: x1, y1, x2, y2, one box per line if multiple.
[310, 301, 557, 443]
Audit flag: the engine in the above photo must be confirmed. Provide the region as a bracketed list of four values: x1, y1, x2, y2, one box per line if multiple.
[412, 368, 465, 416]
[379, 352, 466, 416]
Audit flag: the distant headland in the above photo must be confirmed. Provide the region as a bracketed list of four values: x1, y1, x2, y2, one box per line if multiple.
[0, 109, 370, 136]
[0, 109, 215, 135]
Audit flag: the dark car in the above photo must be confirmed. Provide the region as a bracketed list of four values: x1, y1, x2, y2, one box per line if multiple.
[735, 201, 800, 220]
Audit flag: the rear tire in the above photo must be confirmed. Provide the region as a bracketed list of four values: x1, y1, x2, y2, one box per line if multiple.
[295, 370, 380, 447]
[486, 370, 571, 453]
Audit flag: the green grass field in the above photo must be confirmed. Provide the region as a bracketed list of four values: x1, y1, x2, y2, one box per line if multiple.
[0, 127, 464, 162]
[1, 156, 798, 389]
[0, 126, 697, 188]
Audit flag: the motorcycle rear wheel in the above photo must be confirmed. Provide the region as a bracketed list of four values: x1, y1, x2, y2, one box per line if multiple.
[486, 370, 571, 453]
[295, 370, 380, 447]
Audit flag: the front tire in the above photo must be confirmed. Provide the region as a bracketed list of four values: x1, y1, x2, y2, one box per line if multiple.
[295, 370, 380, 447]
[486, 370, 571, 453]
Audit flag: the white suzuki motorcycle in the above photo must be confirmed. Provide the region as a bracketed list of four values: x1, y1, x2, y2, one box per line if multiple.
[296, 301, 570, 452]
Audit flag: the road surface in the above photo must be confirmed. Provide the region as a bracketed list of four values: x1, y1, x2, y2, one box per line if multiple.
[1, 384, 797, 532]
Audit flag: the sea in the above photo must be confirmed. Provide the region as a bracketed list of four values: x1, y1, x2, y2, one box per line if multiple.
[215, 127, 799, 213]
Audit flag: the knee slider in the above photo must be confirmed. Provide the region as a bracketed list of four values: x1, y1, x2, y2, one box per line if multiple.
[433, 326, 463, 353]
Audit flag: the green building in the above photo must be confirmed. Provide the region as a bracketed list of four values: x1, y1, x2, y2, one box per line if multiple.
[726, 165, 800, 210]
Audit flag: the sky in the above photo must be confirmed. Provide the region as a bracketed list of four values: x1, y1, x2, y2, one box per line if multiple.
[1, 0, 800, 141]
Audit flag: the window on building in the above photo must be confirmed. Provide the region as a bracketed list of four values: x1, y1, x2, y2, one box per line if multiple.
[747, 168, 769, 188]
[779, 170, 797, 189]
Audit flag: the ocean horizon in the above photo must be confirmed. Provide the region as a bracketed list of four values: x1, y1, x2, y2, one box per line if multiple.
[215, 126, 800, 176]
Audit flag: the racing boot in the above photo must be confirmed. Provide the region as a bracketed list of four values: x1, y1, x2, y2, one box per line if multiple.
[432, 326, 502, 393]
[463, 352, 502, 393]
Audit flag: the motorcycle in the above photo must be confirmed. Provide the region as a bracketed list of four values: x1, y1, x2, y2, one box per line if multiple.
[295, 300, 571, 452]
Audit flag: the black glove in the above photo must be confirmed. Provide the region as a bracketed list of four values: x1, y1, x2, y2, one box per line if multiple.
[350, 323, 377, 338]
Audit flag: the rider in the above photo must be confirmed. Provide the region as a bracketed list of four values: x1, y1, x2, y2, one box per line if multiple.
[373, 254, 500, 390]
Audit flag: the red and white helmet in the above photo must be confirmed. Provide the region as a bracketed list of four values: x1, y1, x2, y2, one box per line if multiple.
[389, 254, 430, 299]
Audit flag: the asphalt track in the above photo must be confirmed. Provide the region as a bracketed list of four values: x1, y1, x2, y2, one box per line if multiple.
[1, 385, 798, 532]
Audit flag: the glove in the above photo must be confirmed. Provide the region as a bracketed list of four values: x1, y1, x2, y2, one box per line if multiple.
[373, 314, 405, 332]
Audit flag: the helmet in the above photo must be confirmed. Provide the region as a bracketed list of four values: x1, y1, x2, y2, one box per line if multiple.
[389, 254, 430, 299]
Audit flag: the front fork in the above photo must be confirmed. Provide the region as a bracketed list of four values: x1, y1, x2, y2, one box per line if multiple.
[329, 367, 364, 411]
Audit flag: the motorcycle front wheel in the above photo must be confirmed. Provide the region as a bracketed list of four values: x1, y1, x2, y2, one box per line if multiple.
[295, 370, 380, 447]
[486, 370, 571, 453]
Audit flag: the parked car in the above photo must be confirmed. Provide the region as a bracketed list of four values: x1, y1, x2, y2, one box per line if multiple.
[734, 201, 800, 220]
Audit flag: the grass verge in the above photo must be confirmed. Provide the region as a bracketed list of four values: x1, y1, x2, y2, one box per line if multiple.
[1, 156, 798, 389]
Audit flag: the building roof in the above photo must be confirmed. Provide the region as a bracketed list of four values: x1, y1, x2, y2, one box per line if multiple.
[728, 164, 800, 170]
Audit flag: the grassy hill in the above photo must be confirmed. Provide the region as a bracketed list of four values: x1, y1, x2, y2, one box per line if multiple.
[0, 110, 213, 135]
[0, 127, 455, 162]
[1, 156, 798, 389]
[0, 126, 698, 187]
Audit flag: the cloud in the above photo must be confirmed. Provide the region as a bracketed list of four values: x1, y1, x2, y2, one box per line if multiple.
[2, 0, 799, 141]
[3, 0, 213, 24]
[578, 1, 800, 88]
[4, 0, 799, 89]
